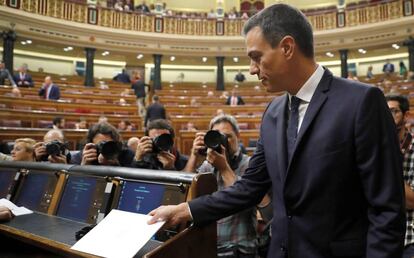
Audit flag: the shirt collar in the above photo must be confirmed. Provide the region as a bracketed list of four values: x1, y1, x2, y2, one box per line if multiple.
[289, 65, 324, 103]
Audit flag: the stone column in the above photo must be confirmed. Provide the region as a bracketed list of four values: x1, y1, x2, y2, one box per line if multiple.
[2, 30, 16, 72]
[339, 49, 348, 78]
[216, 56, 225, 91]
[84, 48, 96, 87]
[153, 54, 162, 90]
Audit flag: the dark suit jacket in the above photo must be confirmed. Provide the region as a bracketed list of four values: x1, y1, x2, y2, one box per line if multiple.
[144, 102, 166, 127]
[189, 69, 405, 258]
[13, 73, 34, 87]
[38, 84, 60, 100]
[226, 96, 245, 105]
[131, 80, 146, 98]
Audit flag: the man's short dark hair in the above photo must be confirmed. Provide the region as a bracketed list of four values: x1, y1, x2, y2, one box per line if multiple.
[243, 4, 314, 58]
[153, 95, 159, 101]
[53, 116, 64, 126]
[86, 122, 121, 143]
[146, 119, 175, 138]
[385, 94, 410, 114]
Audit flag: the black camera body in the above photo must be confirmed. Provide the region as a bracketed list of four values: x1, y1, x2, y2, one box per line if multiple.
[45, 140, 67, 156]
[199, 130, 228, 155]
[152, 133, 174, 153]
[96, 141, 123, 160]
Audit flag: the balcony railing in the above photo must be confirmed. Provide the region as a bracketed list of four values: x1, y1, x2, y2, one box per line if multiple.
[1, 0, 413, 36]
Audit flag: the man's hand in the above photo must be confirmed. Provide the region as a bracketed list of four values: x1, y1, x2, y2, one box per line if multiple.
[48, 154, 67, 164]
[0, 206, 12, 222]
[81, 143, 98, 165]
[206, 145, 230, 172]
[191, 132, 206, 157]
[97, 154, 120, 166]
[157, 151, 176, 169]
[135, 136, 153, 161]
[34, 142, 47, 161]
[148, 203, 192, 228]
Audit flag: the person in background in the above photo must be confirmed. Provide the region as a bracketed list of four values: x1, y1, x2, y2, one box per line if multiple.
[383, 59, 395, 76]
[133, 119, 187, 170]
[38, 76, 60, 100]
[366, 65, 374, 80]
[386, 95, 414, 258]
[226, 89, 245, 106]
[234, 70, 246, 83]
[400, 61, 408, 79]
[118, 120, 133, 131]
[0, 60, 16, 86]
[75, 117, 88, 130]
[347, 71, 359, 81]
[34, 129, 70, 164]
[11, 138, 36, 162]
[131, 73, 147, 117]
[113, 69, 131, 83]
[13, 64, 34, 87]
[127, 137, 139, 154]
[98, 115, 108, 124]
[52, 116, 65, 130]
[135, 0, 150, 13]
[183, 115, 259, 257]
[72, 122, 134, 167]
[145, 95, 166, 128]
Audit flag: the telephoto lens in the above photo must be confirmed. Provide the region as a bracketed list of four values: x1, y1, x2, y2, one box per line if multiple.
[204, 130, 228, 153]
[152, 133, 174, 153]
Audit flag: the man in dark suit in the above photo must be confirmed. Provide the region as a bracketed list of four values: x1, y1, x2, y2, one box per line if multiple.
[226, 89, 245, 106]
[131, 73, 147, 117]
[383, 59, 395, 75]
[148, 4, 405, 258]
[144, 95, 166, 128]
[13, 64, 34, 87]
[38, 76, 60, 100]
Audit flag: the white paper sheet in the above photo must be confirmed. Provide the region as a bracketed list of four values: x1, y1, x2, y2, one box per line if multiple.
[71, 209, 165, 258]
[0, 198, 33, 216]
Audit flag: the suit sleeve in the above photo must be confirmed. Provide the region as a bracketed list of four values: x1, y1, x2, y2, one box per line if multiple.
[188, 133, 271, 225]
[38, 87, 45, 97]
[239, 96, 245, 105]
[355, 87, 405, 258]
[56, 87, 60, 99]
[225, 97, 230, 105]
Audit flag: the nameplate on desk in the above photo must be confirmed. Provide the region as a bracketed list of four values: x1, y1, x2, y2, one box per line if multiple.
[71, 209, 164, 258]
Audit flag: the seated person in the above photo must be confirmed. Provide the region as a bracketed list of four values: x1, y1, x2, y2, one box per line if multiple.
[127, 137, 139, 154]
[226, 89, 245, 106]
[13, 64, 34, 87]
[183, 115, 258, 257]
[52, 116, 65, 130]
[0, 206, 12, 222]
[0, 60, 16, 86]
[11, 138, 36, 162]
[34, 129, 70, 164]
[133, 119, 187, 170]
[38, 76, 60, 100]
[75, 117, 88, 130]
[113, 69, 131, 83]
[71, 122, 134, 167]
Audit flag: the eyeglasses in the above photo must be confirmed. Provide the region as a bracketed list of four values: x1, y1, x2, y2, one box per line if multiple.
[389, 108, 402, 115]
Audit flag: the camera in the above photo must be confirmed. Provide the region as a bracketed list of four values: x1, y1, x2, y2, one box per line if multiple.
[199, 130, 228, 154]
[45, 140, 67, 156]
[96, 141, 122, 160]
[152, 133, 174, 153]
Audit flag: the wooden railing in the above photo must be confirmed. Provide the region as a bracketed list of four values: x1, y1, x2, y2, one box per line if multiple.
[1, 0, 412, 35]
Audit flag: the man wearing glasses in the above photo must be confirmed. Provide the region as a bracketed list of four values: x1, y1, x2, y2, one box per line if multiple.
[386, 94, 414, 258]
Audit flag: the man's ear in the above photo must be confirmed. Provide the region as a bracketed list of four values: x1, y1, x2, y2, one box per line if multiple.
[279, 36, 295, 60]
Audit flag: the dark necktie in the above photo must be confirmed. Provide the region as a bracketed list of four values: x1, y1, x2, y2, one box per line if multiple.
[287, 96, 301, 161]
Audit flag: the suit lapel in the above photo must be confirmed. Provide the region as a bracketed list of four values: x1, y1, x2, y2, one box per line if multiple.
[271, 94, 289, 177]
[286, 70, 332, 170]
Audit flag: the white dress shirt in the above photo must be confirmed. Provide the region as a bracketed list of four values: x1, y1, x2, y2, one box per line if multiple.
[288, 65, 324, 132]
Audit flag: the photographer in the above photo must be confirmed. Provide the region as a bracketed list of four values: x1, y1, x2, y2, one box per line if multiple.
[183, 115, 258, 258]
[133, 119, 187, 170]
[34, 129, 70, 164]
[72, 122, 134, 167]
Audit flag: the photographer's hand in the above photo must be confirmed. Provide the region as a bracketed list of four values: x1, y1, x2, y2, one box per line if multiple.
[48, 154, 67, 164]
[81, 143, 98, 165]
[135, 136, 153, 161]
[33, 142, 47, 161]
[183, 132, 206, 172]
[98, 154, 120, 166]
[157, 151, 176, 170]
[206, 145, 236, 187]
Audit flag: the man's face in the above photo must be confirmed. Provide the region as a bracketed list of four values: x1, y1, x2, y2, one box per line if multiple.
[148, 129, 171, 139]
[211, 122, 239, 156]
[246, 26, 288, 92]
[44, 77, 52, 85]
[0, 63, 4, 69]
[387, 100, 406, 129]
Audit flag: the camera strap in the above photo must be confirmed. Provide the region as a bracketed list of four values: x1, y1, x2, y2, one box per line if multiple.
[229, 151, 243, 171]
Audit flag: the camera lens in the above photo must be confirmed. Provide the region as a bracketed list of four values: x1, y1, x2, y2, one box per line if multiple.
[45, 141, 63, 156]
[96, 141, 122, 159]
[153, 133, 174, 153]
[204, 130, 227, 153]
